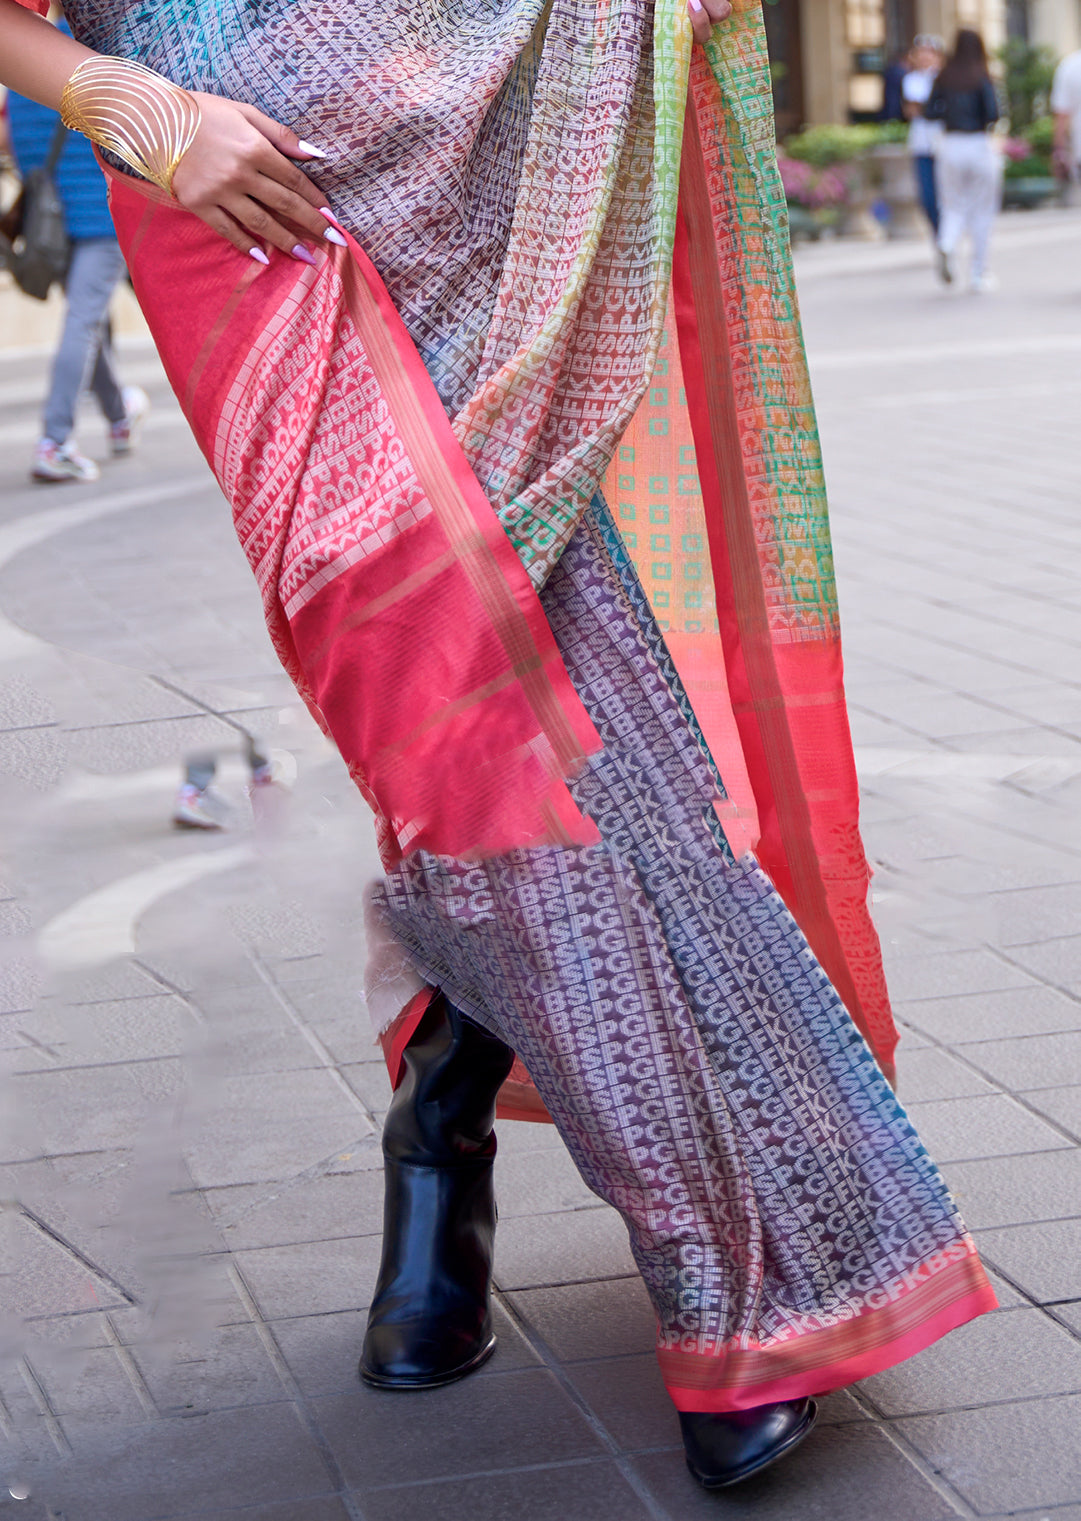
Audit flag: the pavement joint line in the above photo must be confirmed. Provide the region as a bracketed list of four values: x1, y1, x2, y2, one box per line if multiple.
[16, 1358, 71, 1457]
[11, 1203, 138, 1306]
[356, 1451, 679, 1494]
[223, 1259, 370, 1521]
[843, 1382, 978, 1518]
[102, 1311, 159, 1418]
[149, 674, 266, 743]
[246, 951, 377, 1132]
[987, 945, 1081, 1011]
[489, 1284, 672, 1521]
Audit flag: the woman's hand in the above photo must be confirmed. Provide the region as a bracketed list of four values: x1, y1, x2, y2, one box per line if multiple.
[687, 0, 733, 46]
[170, 92, 340, 263]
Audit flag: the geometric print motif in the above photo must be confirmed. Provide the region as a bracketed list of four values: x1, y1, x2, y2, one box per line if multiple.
[375, 499, 982, 1364]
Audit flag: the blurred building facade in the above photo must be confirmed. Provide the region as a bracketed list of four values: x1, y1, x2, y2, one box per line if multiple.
[765, 0, 1081, 134]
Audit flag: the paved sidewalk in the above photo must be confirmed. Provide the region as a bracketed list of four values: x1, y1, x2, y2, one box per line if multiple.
[1, 208, 1080, 1521]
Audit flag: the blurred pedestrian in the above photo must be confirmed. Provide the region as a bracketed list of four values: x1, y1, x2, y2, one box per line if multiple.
[4, 19, 148, 483]
[925, 29, 1002, 292]
[1051, 47, 1081, 187]
[903, 34, 946, 233]
[880, 47, 911, 124]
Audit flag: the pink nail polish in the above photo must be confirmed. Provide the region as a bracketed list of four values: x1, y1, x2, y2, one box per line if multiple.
[297, 139, 328, 160]
[324, 228, 348, 248]
[318, 206, 342, 226]
[688, 0, 705, 12]
[249, 247, 270, 266]
[291, 243, 318, 266]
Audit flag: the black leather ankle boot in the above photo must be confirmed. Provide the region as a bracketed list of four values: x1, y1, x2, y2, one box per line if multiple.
[360, 993, 516, 1389]
[680, 1399, 818, 1487]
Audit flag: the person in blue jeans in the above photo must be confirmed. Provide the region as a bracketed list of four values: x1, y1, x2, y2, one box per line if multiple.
[5, 25, 147, 483]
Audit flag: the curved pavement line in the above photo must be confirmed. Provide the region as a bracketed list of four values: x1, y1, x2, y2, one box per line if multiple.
[36, 845, 255, 970]
[0, 476, 210, 664]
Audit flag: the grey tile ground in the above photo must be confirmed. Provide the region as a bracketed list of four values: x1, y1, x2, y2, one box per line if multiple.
[3, 211, 1081, 1518]
[897, 1394, 1081, 1513]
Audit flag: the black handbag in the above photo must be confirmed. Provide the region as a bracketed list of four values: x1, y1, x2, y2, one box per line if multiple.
[0, 120, 72, 301]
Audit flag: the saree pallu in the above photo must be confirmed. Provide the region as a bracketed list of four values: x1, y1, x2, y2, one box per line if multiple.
[58, 0, 997, 1409]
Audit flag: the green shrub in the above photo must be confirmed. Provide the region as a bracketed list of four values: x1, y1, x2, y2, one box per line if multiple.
[783, 124, 881, 167]
[996, 40, 1057, 131]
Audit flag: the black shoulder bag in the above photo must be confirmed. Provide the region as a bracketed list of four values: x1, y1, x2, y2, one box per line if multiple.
[0, 120, 72, 302]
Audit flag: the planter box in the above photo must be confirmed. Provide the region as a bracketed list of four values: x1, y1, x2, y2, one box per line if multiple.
[1002, 175, 1059, 209]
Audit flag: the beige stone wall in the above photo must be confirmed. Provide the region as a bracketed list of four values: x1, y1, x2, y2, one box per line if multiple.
[797, 0, 1081, 127]
[1029, 0, 1081, 55]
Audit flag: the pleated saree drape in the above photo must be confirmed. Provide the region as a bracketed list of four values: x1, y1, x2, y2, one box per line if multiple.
[55, 0, 996, 1411]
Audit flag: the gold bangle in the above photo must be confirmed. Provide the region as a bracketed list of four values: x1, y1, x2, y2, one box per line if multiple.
[60, 56, 201, 198]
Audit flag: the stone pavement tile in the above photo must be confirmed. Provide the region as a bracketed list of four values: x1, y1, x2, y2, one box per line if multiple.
[317, 1367, 606, 1489]
[129, 1321, 286, 1414]
[62, 713, 244, 774]
[493, 1205, 637, 1290]
[271, 1298, 537, 1399]
[48, 960, 172, 1004]
[1022, 1085, 1081, 1139]
[182, 1067, 374, 1189]
[233, 1234, 383, 1320]
[974, 1220, 1081, 1303]
[202, 1167, 385, 1251]
[1005, 935, 1081, 994]
[9, 995, 189, 1072]
[1053, 1302, 1081, 1336]
[357, 1461, 655, 1521]
[21, 1402, 334, 1521]
[0, 727, 69, 791]
[894, 1046, 997, 1103]
[505, 1276, 657, 1363]
[8, 1057, 185, 1160]
[927, 848, 1081, 895]
[991, 884, 1081, 947]
[904, 1094, 1073, 1165]
[174, 1501, 353, 1521]
[336, 1062, 394, 1113]
[982, 1266, 1028, 1309]
[860, 1307, 1081, 1416]
[898, 986, 1081, 1046]
[897, 1393, 1081, 1513]
[23, 1344, 150, 1424]
[495, 1144, 601, 1218]
[961, 1032, 1081, 1092]
[563, 1354, 868, 1456]
[18, 1310, 114, 1350]
[883, 948, 1033, 1003]
[944, 1150, 1081, 1230]
[629, 1421, 958, 1520]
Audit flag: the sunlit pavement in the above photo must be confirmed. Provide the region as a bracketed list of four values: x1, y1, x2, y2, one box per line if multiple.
[1, 208, 1080, 1520]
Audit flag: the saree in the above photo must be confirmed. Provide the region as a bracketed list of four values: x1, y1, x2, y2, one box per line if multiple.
[54, 0, 996, 1411]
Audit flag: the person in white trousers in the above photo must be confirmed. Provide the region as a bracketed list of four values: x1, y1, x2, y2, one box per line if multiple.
[925, 29, 1001, 293]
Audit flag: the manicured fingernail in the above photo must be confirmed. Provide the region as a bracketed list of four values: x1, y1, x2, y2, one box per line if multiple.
[323, 227, 348, 247]
[297, 139, 328, 159]
[688, 0, 704, 12]
[249, 247, 270, 266]
[319, 206, 342, 226]
[291, 243, 318, 266]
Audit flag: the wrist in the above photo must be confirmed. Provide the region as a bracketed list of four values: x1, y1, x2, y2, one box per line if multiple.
[59, 55, 201, 196]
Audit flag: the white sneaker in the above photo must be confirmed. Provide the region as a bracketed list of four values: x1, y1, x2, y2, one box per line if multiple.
[109, 385, 151, 456]
[172, 783, 229, 831]
[31, 438, 100, 484]
[969, 272, 999, 294]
